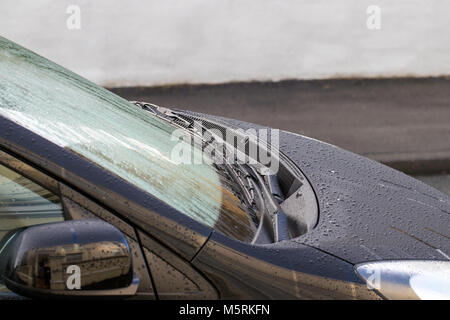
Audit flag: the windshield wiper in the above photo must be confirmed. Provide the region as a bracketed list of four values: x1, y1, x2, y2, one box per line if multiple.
[133, 101, 289, 243]
[223, 163, 254, 209]
[245, 165, 290, 242]
[132, 101, 193, 129]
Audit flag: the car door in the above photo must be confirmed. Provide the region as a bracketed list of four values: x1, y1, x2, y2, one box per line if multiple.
[59, 182, 218, 299]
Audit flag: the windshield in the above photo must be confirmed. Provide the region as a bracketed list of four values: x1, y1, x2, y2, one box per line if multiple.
[0, 37, 256, 242]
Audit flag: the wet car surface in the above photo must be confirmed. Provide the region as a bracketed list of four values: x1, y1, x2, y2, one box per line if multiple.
[0, 36, 449, 300]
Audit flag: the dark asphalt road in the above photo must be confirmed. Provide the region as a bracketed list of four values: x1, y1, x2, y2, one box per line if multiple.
[415, 174, 450, 196]
[110, 77, 450, 174]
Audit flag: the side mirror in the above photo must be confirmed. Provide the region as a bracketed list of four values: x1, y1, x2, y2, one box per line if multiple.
[0, 219, 139, 299]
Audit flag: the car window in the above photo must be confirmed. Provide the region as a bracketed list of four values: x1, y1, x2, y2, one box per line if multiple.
[0, 164, 64, 293]
[0, 36, 256, 242]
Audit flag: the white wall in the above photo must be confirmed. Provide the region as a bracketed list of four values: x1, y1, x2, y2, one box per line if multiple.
[1, 0, 449, 87]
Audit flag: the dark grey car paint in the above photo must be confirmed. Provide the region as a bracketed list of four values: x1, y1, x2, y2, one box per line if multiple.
[181, 110, 450, 264]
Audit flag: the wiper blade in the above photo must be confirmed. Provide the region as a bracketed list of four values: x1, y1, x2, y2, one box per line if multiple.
[133, 101, 289, 242]
[132, 101, 193, 129]
[223, 163, 254, 208]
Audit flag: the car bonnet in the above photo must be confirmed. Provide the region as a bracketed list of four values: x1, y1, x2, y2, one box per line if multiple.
[184, 111, 450, 264]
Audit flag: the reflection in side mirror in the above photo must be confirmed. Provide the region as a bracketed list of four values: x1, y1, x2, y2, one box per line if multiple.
[0, 219, 139, 299]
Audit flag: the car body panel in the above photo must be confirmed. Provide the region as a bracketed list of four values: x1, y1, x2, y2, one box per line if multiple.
[180, 110, 450, 264]
[192, 231, 380, 299]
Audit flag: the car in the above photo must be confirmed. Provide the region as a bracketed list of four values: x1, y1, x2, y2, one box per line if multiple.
[0, 36, 449, 300]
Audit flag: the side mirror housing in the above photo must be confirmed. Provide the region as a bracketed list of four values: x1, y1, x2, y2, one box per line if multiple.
[0, 219, 139, 299]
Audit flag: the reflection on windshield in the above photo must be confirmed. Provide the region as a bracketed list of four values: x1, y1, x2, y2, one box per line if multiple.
[0, 37, 256, 241]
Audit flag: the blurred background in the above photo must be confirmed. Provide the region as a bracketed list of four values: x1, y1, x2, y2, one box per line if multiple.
[2, 0, 450, 193]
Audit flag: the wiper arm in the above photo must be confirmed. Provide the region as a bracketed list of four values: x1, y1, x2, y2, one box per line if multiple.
[246, 165, 290, 242]
[223, 163, 254, 209]
[133, 101, 289, 242]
